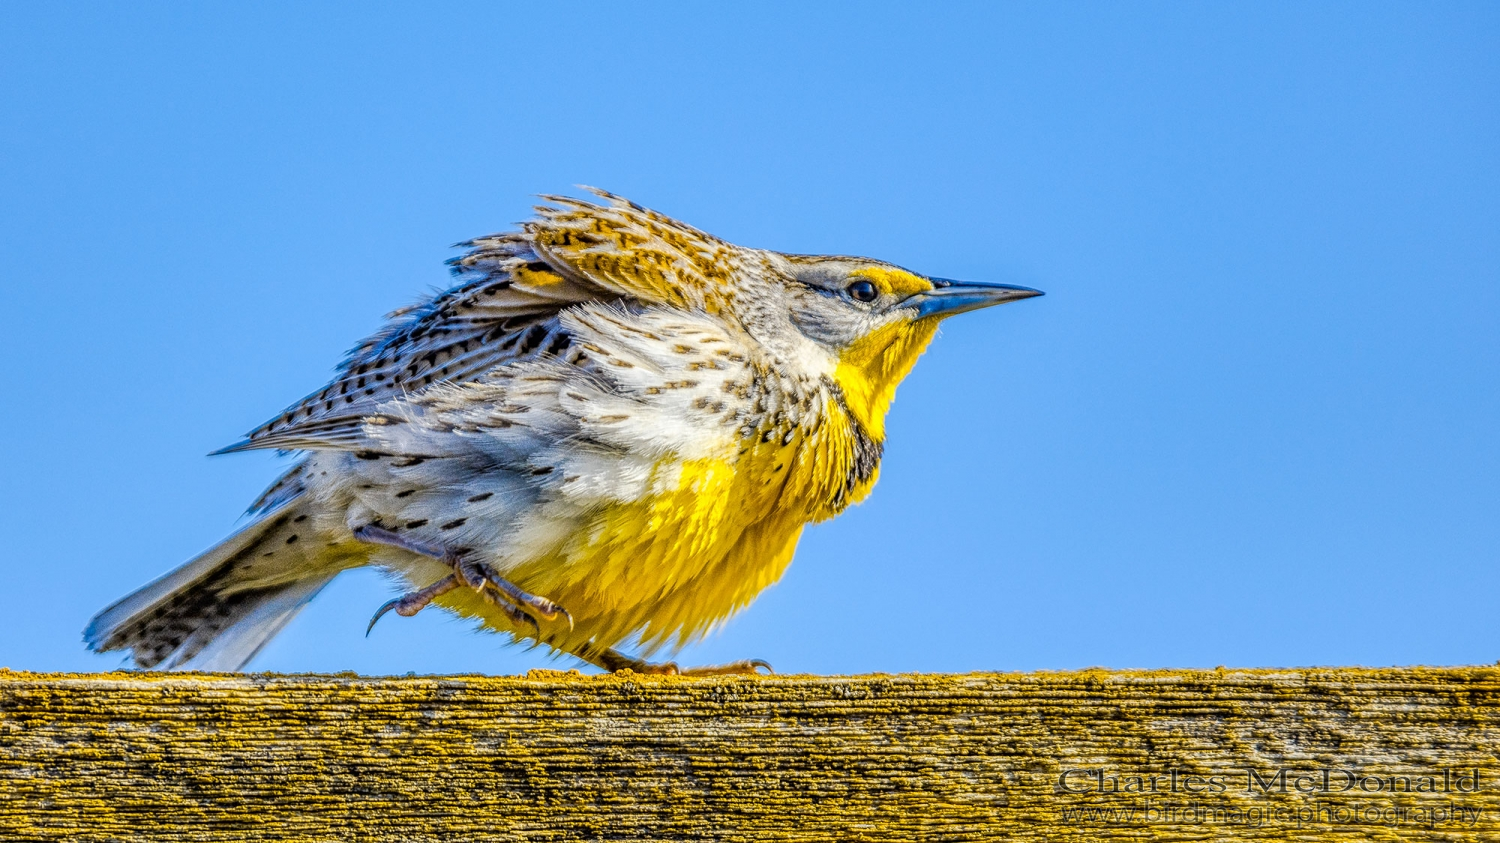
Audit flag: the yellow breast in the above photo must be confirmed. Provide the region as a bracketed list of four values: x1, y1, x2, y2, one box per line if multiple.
[436, 390, 884, 656]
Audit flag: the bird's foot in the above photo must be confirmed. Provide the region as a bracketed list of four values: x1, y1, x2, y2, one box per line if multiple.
[454, 558, 572, 631]
[355, 524, 571, 640]
[667, 659, 775, 676]
[586, 645, 773, 676]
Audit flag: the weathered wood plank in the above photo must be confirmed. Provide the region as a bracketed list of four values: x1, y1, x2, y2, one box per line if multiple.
[1, 667, 1497, 841]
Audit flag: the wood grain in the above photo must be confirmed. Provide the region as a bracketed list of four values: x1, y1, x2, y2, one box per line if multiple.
[1, 667, 1497, 841]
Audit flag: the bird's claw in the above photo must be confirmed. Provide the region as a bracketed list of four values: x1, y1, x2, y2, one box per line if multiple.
[618, 658, 774, 676]
[503, 600, 543, 642]
[365, 573, 461, 636]
[676, 659, 774, 676]
[365, 599, 401, 637]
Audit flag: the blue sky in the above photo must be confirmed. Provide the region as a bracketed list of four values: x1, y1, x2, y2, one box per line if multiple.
[2, 3, 1496, 675]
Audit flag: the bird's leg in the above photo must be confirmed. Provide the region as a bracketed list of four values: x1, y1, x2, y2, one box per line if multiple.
[570, 641, 773, 676]
[352, 524, 762, 674]
[353, 524, 571, 639]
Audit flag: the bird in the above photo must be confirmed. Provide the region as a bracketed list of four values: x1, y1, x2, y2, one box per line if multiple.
[85, 189, 1042, 675]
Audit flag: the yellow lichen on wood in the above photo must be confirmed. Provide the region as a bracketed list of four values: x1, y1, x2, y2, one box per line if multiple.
[1, 667, 1498, 841]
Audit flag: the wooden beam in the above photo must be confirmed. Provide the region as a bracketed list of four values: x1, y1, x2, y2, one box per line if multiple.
[1, 667, 1496, 840]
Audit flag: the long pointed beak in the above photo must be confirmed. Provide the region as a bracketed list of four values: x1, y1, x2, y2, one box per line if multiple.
[901, 278, 1044, 319]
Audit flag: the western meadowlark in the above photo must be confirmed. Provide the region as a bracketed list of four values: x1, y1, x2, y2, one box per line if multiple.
[86, 190, 1041, 674]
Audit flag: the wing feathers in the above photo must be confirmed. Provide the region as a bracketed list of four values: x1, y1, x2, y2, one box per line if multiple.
[223, 268, 604, 454]
[219, 191, 730, 456]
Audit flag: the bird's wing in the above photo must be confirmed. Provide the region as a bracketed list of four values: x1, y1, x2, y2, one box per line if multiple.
[217, 238, 600, 454]
[524, 188, 747, 312]
[217, 190, 748, 455]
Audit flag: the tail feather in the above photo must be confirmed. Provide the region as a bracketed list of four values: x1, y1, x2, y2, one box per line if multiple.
[85, 497, 353, 671]
[162, 574, 332, 670]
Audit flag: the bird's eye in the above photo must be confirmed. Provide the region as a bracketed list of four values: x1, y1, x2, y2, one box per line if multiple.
[846, 279, 879, 303]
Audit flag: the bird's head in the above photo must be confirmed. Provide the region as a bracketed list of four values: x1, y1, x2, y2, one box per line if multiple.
[761, 255, 1043, 440]
[522, 190, 1042, 441]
